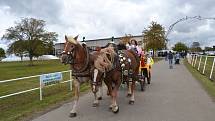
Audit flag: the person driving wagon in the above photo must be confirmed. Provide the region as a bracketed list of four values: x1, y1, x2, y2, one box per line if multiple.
[140, 52, 154, 85]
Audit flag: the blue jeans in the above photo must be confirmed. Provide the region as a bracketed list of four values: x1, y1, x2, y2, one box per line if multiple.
[169, 59, 173, 65]
[169, 59, 173, 68]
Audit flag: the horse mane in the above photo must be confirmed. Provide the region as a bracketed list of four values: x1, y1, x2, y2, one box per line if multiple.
[128, 50, 140, 64]
[94, 47, 116, 72]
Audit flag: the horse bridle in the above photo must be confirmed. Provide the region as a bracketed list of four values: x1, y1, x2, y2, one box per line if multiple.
[62, 42, 91, 76]
[62, 50, 77, 64]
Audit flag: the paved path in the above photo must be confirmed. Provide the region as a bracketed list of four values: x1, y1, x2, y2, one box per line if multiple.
[33, 60, 215, 121]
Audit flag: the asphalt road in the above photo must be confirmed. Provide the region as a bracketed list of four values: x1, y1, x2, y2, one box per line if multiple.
[32, 60, 215, 121]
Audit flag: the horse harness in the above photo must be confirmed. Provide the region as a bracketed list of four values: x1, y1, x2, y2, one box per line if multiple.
[65, 44, 92, 77]
[103, 48, 134, 83]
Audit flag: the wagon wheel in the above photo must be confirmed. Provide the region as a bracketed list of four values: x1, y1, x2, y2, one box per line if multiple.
[139, 73, 145, 91]
[147, 71, 151, 84]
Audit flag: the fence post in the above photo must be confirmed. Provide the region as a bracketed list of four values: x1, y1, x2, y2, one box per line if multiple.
[203, 56, 208, 74]
[194, 55, 198, 67]
[40, 79, 43, 100]
[192, 55, 195, 66]
[209, 57, 215, 80]
[69, 70, 73, 91]
[189, 54, 192, 64]
[198, 56, 202, 71]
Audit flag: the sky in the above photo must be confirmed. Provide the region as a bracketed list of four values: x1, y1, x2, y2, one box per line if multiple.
[0, 0, 215, 50]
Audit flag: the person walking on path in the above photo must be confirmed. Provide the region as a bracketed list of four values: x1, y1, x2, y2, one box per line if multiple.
[168, 51, 174, 69]
[175, 52, 180, 64]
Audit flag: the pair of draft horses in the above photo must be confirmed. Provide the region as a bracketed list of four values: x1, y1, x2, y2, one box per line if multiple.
[61, 35, 142, 117]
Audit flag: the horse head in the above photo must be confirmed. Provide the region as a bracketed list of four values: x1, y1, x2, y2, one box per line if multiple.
[61, 35, 80, 64]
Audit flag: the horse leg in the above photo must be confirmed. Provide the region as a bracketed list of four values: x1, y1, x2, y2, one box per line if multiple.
[127, 78, 132, 97]
[92, 92, 99, 107]
[92, 69, 100, 107]
[111, 86, 119, 113]
[97, 84, 103, 100]
[129, 78, 136, 105]
[70, 79, 80, 117]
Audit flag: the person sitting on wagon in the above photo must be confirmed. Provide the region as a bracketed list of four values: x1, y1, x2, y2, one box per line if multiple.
[129, 39, 142, 57]
[140, 52, 154, 84]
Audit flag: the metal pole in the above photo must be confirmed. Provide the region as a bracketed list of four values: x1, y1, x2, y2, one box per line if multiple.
[203, 56, 208, 74]
[198, 56, 202, 71]
[209, 57, 215, 79]
[69, 70, 73, 91]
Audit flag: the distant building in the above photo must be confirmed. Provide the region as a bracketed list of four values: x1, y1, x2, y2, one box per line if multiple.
[54, 35, 143, 57]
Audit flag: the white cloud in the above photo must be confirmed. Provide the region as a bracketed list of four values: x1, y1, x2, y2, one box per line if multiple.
[0, 5, 18, 50]
[0, 0, 215, 50]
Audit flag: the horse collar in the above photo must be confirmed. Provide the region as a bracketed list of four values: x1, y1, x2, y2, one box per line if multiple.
[71, 45, 90, 76]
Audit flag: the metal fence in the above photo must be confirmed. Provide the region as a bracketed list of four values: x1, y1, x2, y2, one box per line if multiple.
[0, 70, 73, 100]
[187, 54, 215, 81]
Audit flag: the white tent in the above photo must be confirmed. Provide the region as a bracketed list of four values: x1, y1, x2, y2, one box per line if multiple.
[1, 54, 59, 62]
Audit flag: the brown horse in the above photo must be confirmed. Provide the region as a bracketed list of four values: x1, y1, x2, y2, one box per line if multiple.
[61, 35, 103, 117]
[93, 45, 140, 113]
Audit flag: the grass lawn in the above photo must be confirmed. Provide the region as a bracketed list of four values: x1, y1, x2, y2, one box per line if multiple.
[184, 59, 215, 101]
[0, 59, 69, 80]
[0, 60, 90, 121]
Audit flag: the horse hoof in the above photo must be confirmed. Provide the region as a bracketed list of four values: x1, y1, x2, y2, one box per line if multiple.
[127, 93, 132, 97]
[129, 100, 135, 105]
[97, 97, 102, 100]
[112, 106, 119, 113]
[92, 103, 99, 107]
[69, 113, 77, 117]
[141, 88, 145, 91]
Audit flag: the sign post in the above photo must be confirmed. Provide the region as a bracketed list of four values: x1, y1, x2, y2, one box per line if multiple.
[69, 70, 73, 91]
[39, 72, 62, 100]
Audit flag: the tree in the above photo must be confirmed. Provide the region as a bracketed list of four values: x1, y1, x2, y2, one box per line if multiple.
[2, 18, 58, 65]
[190, 42, 202, 52]
[143, 21, 166, 56]
[7, 40, 26, 61]
[172, 42, 188, 52]
[0, 48, 6, 59]
[191, 42, 200, 48]
[120, 34, 133, 44]
[204, 47, 213, 51]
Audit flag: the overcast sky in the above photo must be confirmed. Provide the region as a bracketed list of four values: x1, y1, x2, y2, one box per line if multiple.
[0, 0, 215, 50]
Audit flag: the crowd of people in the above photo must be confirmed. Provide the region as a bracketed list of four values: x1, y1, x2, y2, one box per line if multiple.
[166, 51, 185, 69]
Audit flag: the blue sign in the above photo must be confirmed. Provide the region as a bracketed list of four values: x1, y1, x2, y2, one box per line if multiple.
[40, 72, 62, 84]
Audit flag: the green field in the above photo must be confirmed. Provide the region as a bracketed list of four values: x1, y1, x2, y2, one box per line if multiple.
[184, 59, 215, 101]
[192, 56, 215, 80]
[0, 60, 90, 121]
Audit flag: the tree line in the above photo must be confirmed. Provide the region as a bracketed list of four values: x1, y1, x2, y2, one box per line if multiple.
[1, 18, 58, 65]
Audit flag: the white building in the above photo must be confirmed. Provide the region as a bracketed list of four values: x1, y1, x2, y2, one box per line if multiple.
[54, 35, 143, 57]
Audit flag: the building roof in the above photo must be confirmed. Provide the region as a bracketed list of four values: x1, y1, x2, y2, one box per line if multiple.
[55, 35, 143, 44]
